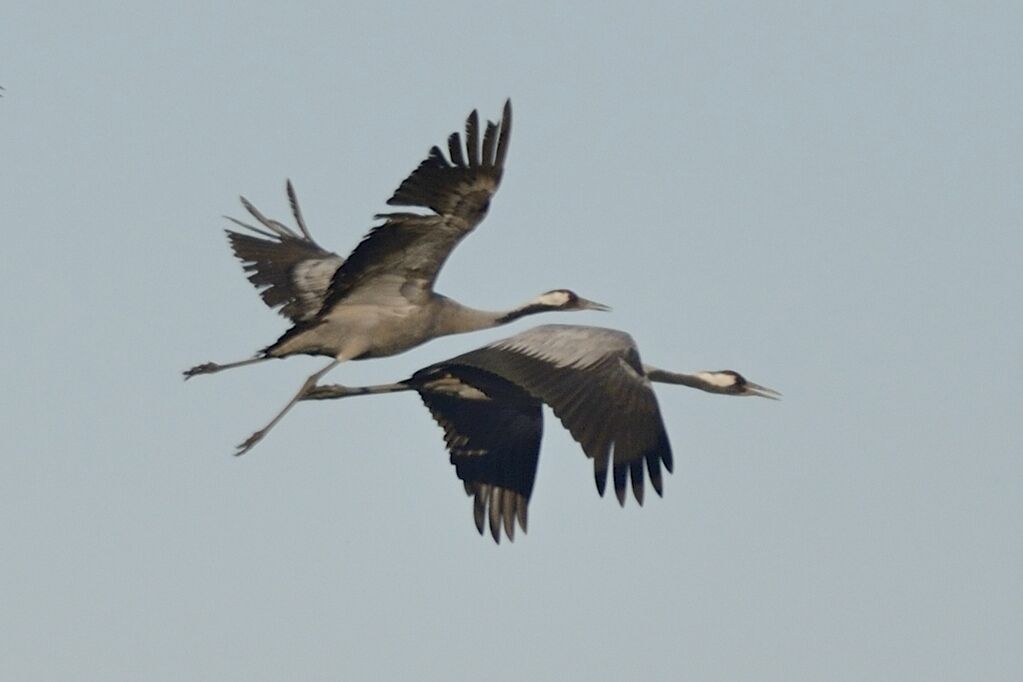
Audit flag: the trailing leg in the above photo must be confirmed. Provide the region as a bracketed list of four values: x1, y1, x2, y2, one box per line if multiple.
[183, 355, 269, 379]
[234, 359, 340, 456]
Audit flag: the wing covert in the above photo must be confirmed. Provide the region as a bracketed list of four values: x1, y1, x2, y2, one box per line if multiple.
[411, 364, 542, 543]
[447, 325, 674, 506]
[224, 181, 343, 323]
[319, 101, 512, 309]
[387, 99, 511, 219]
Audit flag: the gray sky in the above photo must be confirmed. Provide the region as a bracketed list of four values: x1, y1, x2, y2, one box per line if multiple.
[2, 2, 1021, 680]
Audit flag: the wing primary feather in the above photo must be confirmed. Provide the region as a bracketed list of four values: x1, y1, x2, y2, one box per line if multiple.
[222, 189, 341, 323]
[611, 399, 638, 469]
[223, 215, 281, 240]
[482, 121, 498, 167]
[238, 196, 295, 239]
[594, 457, 609, 497]
[473, 491, 486, 535]
[465, 110, 480, 168]
[494, 99, 512, 170]
[489, 487, 502, 543]
[613, 462, 628, 506]
[428, 145, 450, 167]
[447, 133, 465, 167]
[630, 459, 645, 506]
[581, 411, 615, 466]
[285, 179, 314, 243]
[647, 454, 664, 497]
[503, 492, 515, 541]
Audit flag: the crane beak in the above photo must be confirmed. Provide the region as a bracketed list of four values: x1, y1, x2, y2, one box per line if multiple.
[743, 381, 782, 400]
[578, 297, 611, 312]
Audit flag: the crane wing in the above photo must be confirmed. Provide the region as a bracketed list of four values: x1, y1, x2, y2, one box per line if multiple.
[448, 325, 674, 506]
[224, 181, 344, 323]
[412, 365, 541, 543]
[319, 100, 511, 309]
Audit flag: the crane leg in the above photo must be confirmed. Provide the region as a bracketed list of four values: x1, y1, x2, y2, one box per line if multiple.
[302, 382, 411, 400]
[234, 359, 340, 456]
[183, 355, 268, 379]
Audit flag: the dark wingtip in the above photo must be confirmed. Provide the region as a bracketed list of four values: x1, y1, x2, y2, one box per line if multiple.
[495, 100, 512, 169]
[648, 455, 664, 497]
[503, 497, 516, 541]
[466, 110, 480, 168]
[474, 493, 486, 535]
[614, 465, 628, 506]
[285, 178, 313, 241]
[594, 463, 608, 497]
[631, 460, 645, 506]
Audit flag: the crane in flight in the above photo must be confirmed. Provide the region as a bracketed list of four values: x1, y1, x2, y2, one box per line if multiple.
[301, 324, 780, 542]
[184, 101, 608, 455]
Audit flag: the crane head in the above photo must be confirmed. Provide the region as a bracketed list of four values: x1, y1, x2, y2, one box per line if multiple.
[535, 289, 611, 312]
[695, 371, 781, 399]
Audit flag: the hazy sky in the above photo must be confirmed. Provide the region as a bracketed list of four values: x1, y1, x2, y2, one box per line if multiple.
[2, 2, 1021, 680]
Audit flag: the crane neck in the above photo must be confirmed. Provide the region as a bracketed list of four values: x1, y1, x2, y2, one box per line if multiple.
[643, 365, 730, 394]
[432, 296, 556, 334]
[644, 366, 704, 389]
[493, 300, 559, 325]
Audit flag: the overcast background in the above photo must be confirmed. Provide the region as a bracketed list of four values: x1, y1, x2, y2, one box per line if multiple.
[2, 2, 1021, 680]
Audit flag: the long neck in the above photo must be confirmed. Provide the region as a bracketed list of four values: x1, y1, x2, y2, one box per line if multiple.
[494, 300, 559, 325]
[431, 297, 553, 335]
[643, 365, 726, 394]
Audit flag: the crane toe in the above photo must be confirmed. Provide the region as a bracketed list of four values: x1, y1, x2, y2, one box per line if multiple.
[183, 362, 220, 379]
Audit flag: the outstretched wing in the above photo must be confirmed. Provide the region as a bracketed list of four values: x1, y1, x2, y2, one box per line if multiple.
[320, 100, 512, 309]
[411, 364, 541, 543]
[447, 325, 674, 506]
[224, 181, 344, 323]
[387, 99, 511, 216]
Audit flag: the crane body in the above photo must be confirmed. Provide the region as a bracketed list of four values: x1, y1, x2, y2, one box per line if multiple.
[185, 102, 607, 454]
[302, 324, 780, 542]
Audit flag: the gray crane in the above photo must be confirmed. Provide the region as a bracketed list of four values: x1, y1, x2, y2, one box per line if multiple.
[184, 101, 608, 455]
[301, 324, 780, 542]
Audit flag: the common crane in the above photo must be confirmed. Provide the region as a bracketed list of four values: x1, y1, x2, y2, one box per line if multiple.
[184, 101, 608, 455]
[301, 324, 780, 542]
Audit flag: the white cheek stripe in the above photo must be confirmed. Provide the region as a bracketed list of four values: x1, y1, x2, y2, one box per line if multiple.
[696, 372, 735, 388]
[536, 291, 570, 307]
